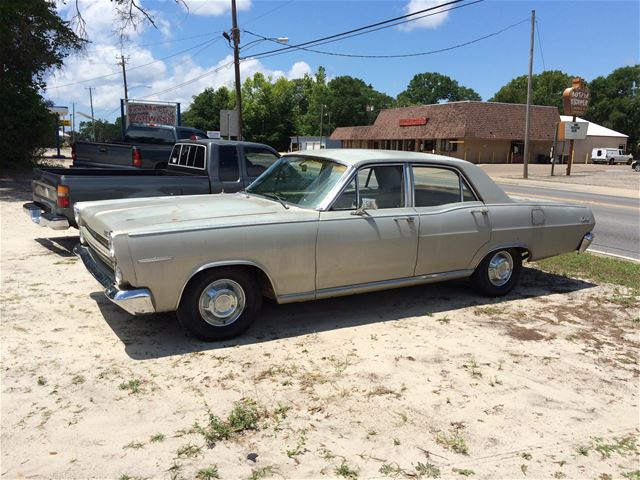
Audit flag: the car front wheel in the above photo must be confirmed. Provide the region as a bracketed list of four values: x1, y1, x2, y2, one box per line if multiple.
[177, 268, 262, 341]
[470, 249, 522, 297]
[634, 163, 640, 172]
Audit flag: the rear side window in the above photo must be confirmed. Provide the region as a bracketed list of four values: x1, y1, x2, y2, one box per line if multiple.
[125, 126, 175, 145]
[219, 145, 239, 181]
[170, 144, 206, 171]
[244, 148, 279, 177]
[169, 145, 181, 164]
[412, 166, 476, 206]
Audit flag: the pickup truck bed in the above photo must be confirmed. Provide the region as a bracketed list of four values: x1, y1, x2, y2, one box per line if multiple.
[24, 139, 279, 230]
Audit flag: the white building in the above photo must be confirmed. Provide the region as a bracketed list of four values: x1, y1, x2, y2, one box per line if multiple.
[558, 115, 628, 164]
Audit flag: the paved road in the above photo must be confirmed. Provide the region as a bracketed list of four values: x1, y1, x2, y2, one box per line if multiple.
[499, 182, 640, 261]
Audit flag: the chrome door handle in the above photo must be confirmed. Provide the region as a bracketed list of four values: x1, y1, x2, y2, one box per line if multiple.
[470, 208, 488, 215]
[394, 216, 415, 223]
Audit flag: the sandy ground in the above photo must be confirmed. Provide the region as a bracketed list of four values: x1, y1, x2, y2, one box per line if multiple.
[1, 173, 639, 479]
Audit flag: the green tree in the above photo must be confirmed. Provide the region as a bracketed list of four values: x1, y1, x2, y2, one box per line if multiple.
[181, 87, 234, 132]
[397, 72, 481, 106]
[586, 65, 640, 155]
[0, 0, 85, 168]
[77, 118, 121, 142]
[489, 70, 572, 110]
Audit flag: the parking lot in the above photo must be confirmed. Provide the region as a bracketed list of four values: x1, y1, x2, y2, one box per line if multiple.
[1, 172, 639, 479]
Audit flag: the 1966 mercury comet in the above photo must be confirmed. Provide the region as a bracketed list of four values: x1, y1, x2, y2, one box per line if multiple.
[73, 150, 595, 340]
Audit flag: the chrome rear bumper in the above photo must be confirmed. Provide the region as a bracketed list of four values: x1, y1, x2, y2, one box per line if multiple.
[74, 244, 155, 316]
[23, 202, 70, 230]
[578, 232, 594, 253]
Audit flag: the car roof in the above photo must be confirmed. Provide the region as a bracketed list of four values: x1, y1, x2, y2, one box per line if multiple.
[177, 138, 278, 150]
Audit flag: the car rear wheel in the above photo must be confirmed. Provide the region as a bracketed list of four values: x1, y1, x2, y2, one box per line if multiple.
[177, 268, 262, 341]
[634, 163, 640, 172]
[470, 249, 522, 297]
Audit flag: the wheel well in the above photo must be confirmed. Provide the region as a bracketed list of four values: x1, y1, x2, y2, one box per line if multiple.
[184, 264, 276, 301]
[515, 247, 531, 262]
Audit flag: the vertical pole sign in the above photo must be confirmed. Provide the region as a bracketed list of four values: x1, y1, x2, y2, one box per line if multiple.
[562, 77, 590, 176]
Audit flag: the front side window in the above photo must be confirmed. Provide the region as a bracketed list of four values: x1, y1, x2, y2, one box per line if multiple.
[333, 165, 405, 210]
[413, 166, 476, 207]
[244, 148, 279, 177]
[246, 156, 347, 208]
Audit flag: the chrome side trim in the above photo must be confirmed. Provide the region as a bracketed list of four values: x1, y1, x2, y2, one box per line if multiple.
[23, 203, 70, 230]
[138, 256, 174, 263]
[578, 232, 594, 253]
[277, 269, 474, 304]
[74, 244, 155, 316]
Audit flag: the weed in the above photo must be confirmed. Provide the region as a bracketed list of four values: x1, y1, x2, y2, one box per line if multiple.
[196, 465, 220, 480]
[393, 438, 401, 446]
[462, 359, 482, 379]
[123, 441, 144, 450]
[622, 471, 640, 480]
[436, 427, 469, 455]
[520, 464, 528, 475]
[592, 435, 638, 458]
[521, 452, 532, 460]
[195, 399, 263, 447]
[379, 463, 404, 476]
[437, 316, 451, 325]
[368, 386, 402, 398]
[255, 364, 297, 382]
[453, 468, 474, 476]
[285, 433, 307, 458]
[119, 379, 142, 394]
[473, 306, 504, 316]
[71, 375, 85, 385]
[167, 461, 182, 480]
[335, 460, 359, 479]
[552, 472, 566, 479]
[317, 447, 335, 460]
[37, 376, 47, 386]
[576, 444, 589, 456]
[415, 462, 440, 478]
[176, 443, 201, 459]
[150, 433, 165, 443]
[248, 466, 276, 480]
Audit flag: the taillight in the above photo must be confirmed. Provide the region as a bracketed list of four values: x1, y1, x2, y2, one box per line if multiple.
[57, 185, 70, 208]
[132, 147, 142, 167]
[71, 143, 77, 162]
[190, 134, 197, 140]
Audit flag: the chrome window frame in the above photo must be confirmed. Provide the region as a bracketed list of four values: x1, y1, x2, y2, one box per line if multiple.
[172, 144, 207, 172]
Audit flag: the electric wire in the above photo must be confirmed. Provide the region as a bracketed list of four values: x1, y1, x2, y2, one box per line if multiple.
[535, 19, 546, 71]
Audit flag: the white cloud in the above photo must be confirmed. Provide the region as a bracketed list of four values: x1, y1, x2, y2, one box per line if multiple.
[398, 0, 451, 31]
[286, 61, 312, 79]
[180, 0, 251, 17]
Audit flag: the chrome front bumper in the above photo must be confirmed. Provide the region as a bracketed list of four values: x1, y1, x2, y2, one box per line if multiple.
[578, 232, 594, 253]
[23, 202, 70, 230]
[73, 244, 155, 316]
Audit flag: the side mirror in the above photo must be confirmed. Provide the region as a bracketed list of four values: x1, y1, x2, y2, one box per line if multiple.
[353, 197, 378, 216]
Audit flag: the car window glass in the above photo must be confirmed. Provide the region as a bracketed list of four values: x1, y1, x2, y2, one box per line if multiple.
[413, 166, 464, 206]
[357, 165, 405, 209]
[187, 145, 198, 167]
[332, 176, 357, 210]
[125, 126, 174, 145]
[244, 148, 279, 177]
[219, 145, 239, 181]
[462, 178, 476, 201]
[179, 145, 190, 166]
[169, 145, 181, 164]
[193, 146, 205, 169]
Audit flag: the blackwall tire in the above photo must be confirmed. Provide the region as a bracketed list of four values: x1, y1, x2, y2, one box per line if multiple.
[177, 268, 262, 341]
[471, 249, 522, 297]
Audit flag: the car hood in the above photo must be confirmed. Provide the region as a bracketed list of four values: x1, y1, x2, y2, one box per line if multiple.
[77, 193, 315, 236]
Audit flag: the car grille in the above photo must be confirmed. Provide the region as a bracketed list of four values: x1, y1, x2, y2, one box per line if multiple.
[82, 225, 114, 271]
[86, 225, 109, 249]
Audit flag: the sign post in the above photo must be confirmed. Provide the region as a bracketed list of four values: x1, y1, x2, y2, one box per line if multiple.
[562, 77, 590, 176]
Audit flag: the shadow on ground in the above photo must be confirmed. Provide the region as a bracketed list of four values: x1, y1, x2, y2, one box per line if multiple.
[89, 267, 596, 360]
[34, 236, 79, 257]
[0, 172, 33, 203]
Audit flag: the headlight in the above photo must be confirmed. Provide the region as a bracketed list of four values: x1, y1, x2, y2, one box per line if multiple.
[73, 205, 82, 226]
[107, 231, 115, 259]
[115, 265, 124, 286]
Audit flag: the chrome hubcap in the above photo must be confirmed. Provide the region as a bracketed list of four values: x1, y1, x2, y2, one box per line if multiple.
[488, 251, 514, 287]
[198, 279, 246, 327]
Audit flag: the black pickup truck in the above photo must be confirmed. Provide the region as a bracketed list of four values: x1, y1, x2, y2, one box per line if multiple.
[72, 124, 208, 170]
[24, 139, 279, 230]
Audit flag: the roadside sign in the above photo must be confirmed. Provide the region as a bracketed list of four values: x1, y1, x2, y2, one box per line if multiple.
[59, 119, 71, 127]
[220, 110, 238, 138]
[207, 131, 221, 139]
[562, 77, 590, 116]
[126, 101, 177, 126]
[49, 105, 69, 116]
[558, 121, 588, 140]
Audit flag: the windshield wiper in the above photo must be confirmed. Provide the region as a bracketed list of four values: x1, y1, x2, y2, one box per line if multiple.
[262, 192, 289, 210]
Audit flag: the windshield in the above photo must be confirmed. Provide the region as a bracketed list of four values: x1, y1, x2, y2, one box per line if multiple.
[246, 156, 347, 208]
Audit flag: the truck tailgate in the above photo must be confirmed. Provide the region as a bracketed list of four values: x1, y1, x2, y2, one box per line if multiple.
[32, 169, 61, 211]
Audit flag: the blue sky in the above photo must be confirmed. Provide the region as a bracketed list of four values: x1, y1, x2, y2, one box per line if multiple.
[47, 0, 639, 123]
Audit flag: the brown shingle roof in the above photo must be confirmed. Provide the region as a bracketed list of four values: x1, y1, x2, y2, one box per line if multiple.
[330, 101, 559, 142]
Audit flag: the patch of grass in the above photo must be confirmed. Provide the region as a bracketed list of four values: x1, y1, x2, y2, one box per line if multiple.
[167, 461, 182, 480]
[37, 376, 47, 386]
[335, 460, 359, 479]
[317, 447, 335, 460]
[285, 433, 307, 458]
[453, 468, 474, 476]
[119, 379, 142, 394]
[123, 441, 144, 450]
[552, 472, 566, 479]
[195, 399, 263, 447]
[437, 315, 451, 325]
[248, 466, 276, 480]
[521, 452, 532, 460]
[71, 375, 85, 385]
[393, 437, 401, 446]
[379, 463, 406, 477]
[150, 433, 165, 443]
[592, 435, 638, 459]
[535, 252, 640, 290]
[176, 443, 201, 458]
[473, 306, 504, 316]
[436, 427, 469, 455]
[415, 462, 440, 478]
[462, 359, 482, 379]
[576, 444, 589, 456]
[367, 386, 402, 398]
[622, 471, 640, 480]
[196, 465, 220, 480]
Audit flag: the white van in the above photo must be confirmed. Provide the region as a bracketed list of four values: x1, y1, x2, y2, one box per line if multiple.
[591, 148, 633, 165]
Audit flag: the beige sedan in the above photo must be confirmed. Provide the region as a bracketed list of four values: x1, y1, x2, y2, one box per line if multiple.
[74, 150, 595, 340]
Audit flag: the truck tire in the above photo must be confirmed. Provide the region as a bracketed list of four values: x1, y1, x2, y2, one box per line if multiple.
[634, 163, 640, 172]
[177, 268, 262, 341]
[470, 249, 522, 297]
[609, 159, 614, 165]
[627, 158, 633, 165]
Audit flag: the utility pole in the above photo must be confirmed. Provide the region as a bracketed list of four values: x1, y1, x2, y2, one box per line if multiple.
[86, 87, 96, 141]
[522, 9, 535, 179]
[231, 0, 243, 140]
[319, 104, 325, 148]
[71, 102, 75, 144]
[117, 54, 129, 103]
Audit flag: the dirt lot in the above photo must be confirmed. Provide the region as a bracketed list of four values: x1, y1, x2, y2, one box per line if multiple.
[1, 173, 639, 479]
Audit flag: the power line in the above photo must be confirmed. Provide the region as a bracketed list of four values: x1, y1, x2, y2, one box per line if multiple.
[82, 31, 224, 54]
[249, 18, 528, 60]
[535, 19, 546, 71]
[241, 0, 468, 60]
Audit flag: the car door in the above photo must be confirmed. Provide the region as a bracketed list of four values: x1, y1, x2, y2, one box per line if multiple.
[214, 144, 244, 193]
[411, 165, 491, 275]
[316, 164, 418, 290]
